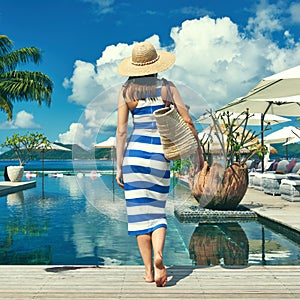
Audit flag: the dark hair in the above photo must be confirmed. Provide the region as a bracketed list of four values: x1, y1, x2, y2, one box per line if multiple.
[123, 74, 160, 101]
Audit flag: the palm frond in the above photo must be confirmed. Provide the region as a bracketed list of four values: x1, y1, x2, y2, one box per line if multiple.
[0, 47, 42, 72]
[0, 71, 53, 105]
[0, 35, 53, 120]
[0, 35, 13, 55]
[0, 95, 13, 120]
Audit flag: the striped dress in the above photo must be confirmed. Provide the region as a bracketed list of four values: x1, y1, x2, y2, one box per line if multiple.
[122, 94, 170, 236]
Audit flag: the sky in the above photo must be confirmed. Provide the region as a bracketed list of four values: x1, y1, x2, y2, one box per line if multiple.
[1, 0, 300, 150]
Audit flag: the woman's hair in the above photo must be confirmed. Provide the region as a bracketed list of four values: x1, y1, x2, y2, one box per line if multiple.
[122, 74, 160, 102]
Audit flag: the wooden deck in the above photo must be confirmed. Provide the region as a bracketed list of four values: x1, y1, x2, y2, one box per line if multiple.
[1, 265, 300, 299]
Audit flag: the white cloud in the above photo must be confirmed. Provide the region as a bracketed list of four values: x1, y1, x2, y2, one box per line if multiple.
[15, 110, 40, 128]
[173, 6, 213, 18]
[290, 2, 300, 23]
[64, 35, 161, 107]
[246, 0, 283, 35]
[63, 1, 300, 149]
[58, 123, 92, 150]
[81, 0, 114, 14]
[0, 110, 40, 129]
[64, 60, 100, 106]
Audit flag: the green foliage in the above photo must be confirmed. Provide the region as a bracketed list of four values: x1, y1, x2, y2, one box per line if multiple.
[171, 158, 192, 174]
[199, 109, 270, 167]
[1, 132, 50, 166]
[0, 35, 53, 120]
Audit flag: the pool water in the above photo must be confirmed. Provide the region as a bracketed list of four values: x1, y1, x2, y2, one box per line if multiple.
[0, 174, 300, 266]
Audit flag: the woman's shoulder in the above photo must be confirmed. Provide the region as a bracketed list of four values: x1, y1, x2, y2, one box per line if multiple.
[161, 78, 177, 88]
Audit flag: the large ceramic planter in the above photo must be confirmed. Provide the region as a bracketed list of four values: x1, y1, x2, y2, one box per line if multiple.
[189, 161, 248, 210]
[7, 166, 24, 182]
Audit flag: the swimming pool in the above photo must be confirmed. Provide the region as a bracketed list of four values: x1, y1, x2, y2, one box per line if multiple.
[0, 172, 299, 266]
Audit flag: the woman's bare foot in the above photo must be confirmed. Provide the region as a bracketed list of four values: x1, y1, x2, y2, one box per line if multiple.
[154, 255, 167, 287]
[143, 270, 154, 283]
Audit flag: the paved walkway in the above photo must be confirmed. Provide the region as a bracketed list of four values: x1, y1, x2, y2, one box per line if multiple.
[241, 187, 300, 233]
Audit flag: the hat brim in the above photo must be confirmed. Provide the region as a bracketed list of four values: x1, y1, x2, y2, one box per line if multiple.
[118, 50, 175, 76]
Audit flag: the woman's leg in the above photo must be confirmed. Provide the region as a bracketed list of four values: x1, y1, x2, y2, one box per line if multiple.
[136, 233, 154, 282]
[151, 227, 167, 287]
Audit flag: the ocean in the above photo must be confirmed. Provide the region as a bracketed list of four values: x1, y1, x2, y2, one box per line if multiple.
[0, 159, 114, 177]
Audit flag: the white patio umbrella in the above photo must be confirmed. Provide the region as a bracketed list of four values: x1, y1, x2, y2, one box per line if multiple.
[218, 65, 300, 116]
[22, 142, 71, 174]
[283, 136, 300, 146]
[94, 137, 116, 148]
[36, 142, 71, 198]
[36, 142, 71, 174]
[37, 142, 72, 151]
[94, 137, 116, 200]
[197, 111, 291, 126]
[217, 65, 300, 170]
[264, 126, 300, 159]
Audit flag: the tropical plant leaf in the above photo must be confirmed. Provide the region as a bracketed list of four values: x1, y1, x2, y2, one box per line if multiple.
[0, 47, 41, 72]
[0, 35, 53, 119]
[0, 71, 53, 105]
[0, 95, 13, 120]
[0, 35, 13, 55]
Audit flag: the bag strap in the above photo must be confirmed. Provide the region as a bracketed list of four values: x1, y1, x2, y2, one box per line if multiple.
[162, 78, 177, 109]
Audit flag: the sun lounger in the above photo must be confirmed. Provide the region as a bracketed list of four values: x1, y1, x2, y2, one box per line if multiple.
[249, 160, 300, 196]
[262, 160, 300, 196]
[262, 172, 288, 195]
[280, 176, 300, 202]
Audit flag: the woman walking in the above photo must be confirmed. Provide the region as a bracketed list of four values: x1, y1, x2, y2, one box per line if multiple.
[116, 41, 202, 287]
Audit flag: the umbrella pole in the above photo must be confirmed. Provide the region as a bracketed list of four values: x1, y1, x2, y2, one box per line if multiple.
[286, 138, 288, 160]
[112, 147, 115, 202]
[42, 150, 45, 199]
[261, 113, 265, 172]
[262, 225, 266, 265]
[261, 103, 272, 172]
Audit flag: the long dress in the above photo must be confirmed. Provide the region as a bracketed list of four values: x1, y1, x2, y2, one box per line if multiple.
[122, 93, 170, 236]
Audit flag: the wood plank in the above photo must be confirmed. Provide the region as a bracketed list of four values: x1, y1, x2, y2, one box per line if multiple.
[0, 266, 300, 299]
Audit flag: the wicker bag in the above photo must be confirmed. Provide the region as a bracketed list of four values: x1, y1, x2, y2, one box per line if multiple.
[154, 79, 198, 160]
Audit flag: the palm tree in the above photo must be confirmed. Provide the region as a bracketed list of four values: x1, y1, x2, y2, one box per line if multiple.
[0, 35, 53, 120]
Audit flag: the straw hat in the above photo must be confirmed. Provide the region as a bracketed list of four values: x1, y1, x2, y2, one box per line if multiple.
[118, 41, 175, 76]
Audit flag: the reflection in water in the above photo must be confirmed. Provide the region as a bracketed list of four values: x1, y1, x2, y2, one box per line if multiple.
[1, 176, 299, 266]
[7, 191, 24, 206]
[1, 191, 51, 264]
[0, 246, 51, 264]
[189, 223, 249, 266]
[77, 176, 127, 222]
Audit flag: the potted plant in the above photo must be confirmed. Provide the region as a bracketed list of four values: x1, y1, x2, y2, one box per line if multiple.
[189, 110, 269, 210]
[1, 132, 50, 182]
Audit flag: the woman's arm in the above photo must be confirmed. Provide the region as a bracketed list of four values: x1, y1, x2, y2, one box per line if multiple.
[164, 80, 204, 169]
[116, 89, 129, 188]
[164, 81, 197, 137]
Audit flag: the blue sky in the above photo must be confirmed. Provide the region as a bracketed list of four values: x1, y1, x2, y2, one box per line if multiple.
[1, 0, 300, 149]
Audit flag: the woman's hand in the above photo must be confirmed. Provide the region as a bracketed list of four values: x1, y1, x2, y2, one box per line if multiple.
[116, 171, 124, 188]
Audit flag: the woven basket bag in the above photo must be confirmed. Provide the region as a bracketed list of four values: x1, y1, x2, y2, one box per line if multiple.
[154, 105, 198, 160]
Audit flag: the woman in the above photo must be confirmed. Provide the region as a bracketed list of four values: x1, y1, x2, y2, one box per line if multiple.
[116, 41, 202, 287]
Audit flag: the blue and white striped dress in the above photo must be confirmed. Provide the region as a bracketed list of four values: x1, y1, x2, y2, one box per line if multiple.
[122, 95, 170, 236]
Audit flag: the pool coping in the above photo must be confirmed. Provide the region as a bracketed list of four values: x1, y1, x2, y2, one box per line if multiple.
[0, 180, 36, 196]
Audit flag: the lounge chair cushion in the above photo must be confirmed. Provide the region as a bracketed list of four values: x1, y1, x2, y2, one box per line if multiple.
[275, 160, 289, 174]
[286, 158, 297, 173]
[292, 162, 300, 174]
[281, 178, 300, 186]
[267, 159, 280, 171]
